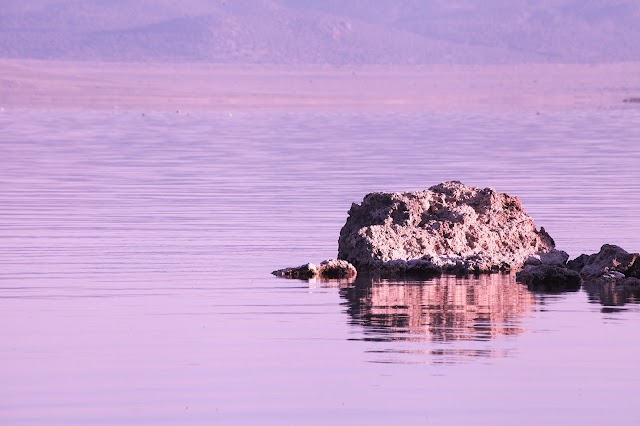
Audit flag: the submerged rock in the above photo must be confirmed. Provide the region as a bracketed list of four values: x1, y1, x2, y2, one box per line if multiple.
[272, 259, 357, 280]
[337, 181, 555, 274]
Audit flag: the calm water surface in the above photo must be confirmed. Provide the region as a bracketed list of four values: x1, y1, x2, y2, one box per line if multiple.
[2, 107, 640, 425]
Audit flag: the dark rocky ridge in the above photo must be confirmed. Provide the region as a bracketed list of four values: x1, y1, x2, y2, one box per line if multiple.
[570, 244, 640, 287]
[516, 244, 640, 292]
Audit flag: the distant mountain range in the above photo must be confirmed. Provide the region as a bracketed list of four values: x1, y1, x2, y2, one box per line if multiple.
[1, 0, 639, 64]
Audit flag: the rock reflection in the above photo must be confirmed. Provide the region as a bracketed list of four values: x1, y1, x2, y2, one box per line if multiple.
[584, 281, 640, 308]
[340, 274, 535, 343]
[367, 347, 514, 365]
[306, 276, 357, 288]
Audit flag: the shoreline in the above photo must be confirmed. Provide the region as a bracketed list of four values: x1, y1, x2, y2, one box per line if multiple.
[2, 59, 639, 112]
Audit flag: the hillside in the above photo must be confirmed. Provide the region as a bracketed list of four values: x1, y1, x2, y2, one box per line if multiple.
[1, 0, 639, 64]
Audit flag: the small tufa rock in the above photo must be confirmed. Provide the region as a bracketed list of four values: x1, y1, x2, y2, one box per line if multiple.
[272, 263, 319, 279]
[568, 244, 640, 287]
[272, 259, 357, 280]
[568, 244, 640, 291]
[316, 259, 358, 279]
[517, 249, 581, 291]
[578, 244, 638, 280]
[524, 249, 569, 267]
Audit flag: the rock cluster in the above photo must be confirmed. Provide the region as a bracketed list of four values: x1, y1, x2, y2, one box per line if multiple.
[337, 181, 554, 275]
[515, 244, 640, 291]
[568, 244, 640, 288]
[272, 181, 639, 294]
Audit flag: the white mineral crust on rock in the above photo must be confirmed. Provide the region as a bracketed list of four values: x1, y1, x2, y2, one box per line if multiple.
[337, 181, 555, 274]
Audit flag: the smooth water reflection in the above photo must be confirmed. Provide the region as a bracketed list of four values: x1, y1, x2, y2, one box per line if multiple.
[342, 274, 533, 342]
[584, 281, 640, 309]
[339, 274, 536, 364]
[305, 272, 640, 367]
[308, 274, 577, 364]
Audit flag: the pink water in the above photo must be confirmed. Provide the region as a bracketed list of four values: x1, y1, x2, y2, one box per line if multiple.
[2, 108, 640, 425]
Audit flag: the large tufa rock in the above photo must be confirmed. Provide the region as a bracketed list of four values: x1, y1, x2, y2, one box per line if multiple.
[338, 181, 555, 274]
[272, 259, 357, 280]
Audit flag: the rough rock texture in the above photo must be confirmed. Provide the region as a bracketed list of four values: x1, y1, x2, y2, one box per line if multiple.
[524, 250, 570, 267]
[370, 258, 442, 277]
[338, 181, 555, 274]
[272, 259, 357, 280]
[569, 244, 640, 287]
[576, 244, 639, 280]
[567, 254, 590, 272]
[517, 244, 640, 292]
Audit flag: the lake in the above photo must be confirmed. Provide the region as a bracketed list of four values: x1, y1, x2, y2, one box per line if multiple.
[2, 106, 640, 425]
